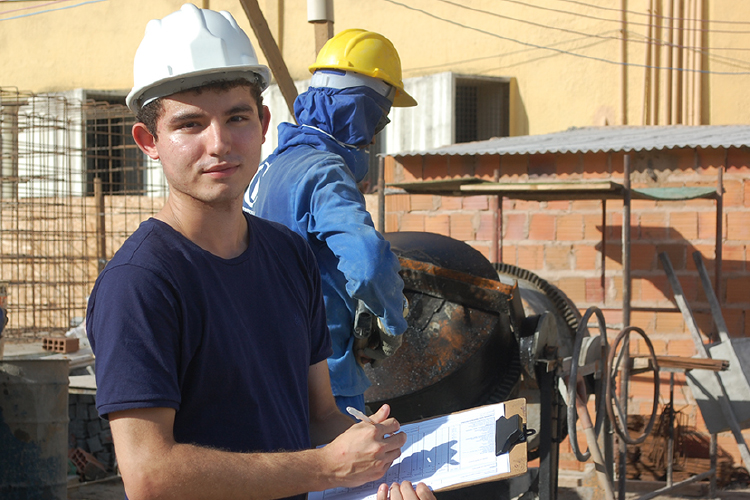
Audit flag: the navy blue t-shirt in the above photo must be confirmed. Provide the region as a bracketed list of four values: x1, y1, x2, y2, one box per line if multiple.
[87, 213, 331, 498]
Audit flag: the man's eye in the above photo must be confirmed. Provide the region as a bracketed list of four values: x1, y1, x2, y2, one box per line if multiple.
[230, 115, 249, 123]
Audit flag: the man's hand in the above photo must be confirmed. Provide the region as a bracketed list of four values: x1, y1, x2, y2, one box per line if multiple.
[377, 481, 436, 500]
[319, 404, 407, 488]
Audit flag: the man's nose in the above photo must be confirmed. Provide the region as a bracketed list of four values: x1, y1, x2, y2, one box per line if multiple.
[205, 122, 231, 156]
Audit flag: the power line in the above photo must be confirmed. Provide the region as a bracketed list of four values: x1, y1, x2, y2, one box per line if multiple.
[404, 32, 612, 74]
[0, 0, 105, 20]
[0, 0, 73, 16]
[494, 0, 750, 35]
[435, 0, 750, 55]
[554, 0, 750, 26]
[432, 0, 750, 70]
[381, 0, 750, 75]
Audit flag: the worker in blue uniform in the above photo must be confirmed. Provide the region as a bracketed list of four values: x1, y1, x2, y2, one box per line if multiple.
[244, 29, 417, 414]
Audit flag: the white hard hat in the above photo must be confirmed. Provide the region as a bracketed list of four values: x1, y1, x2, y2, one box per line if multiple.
[126, 3, 272, 113]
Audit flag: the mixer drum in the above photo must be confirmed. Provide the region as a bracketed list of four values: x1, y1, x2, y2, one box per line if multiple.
[364, 232, 520, 423]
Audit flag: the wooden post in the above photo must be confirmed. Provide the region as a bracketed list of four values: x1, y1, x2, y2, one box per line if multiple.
[239, 0, 298, 119]
[313, 21, 334, 56]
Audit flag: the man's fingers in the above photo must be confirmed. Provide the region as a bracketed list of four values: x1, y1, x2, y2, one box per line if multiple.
[389, 482, 405, 500]
[370, 404, 391, 424]
[415, 482, 436, 499]
[376, 483, 389, 500]
[383, 429, 407, 450]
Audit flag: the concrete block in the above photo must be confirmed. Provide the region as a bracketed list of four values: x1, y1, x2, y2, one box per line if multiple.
[87, 435, 103, 454]
[69, 420, 85, 438]
[76, 402, 89, 420]
[86, 419, 101, 437]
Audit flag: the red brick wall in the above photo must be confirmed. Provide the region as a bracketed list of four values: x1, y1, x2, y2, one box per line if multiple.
[375, 146, 750, 469]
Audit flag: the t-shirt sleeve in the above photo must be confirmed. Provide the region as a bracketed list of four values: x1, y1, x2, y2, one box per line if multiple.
[87, 263, 183, 418]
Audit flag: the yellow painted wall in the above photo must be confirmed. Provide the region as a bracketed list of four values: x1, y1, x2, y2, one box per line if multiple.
[2, 0, 748, 134]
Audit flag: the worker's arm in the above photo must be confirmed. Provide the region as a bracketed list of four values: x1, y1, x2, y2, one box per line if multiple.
[308, 359, 357, 445]
[109, 361, 407, 500]
[304, 163, 407, 337]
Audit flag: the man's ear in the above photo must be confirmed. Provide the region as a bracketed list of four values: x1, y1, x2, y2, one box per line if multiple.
[132, 122, 160, 160]
[261, 105, 271, 145]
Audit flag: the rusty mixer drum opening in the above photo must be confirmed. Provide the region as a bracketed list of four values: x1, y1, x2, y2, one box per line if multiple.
[364, 232, 520, 423]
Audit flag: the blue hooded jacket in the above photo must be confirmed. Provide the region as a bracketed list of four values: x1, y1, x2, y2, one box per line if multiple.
[244, 87, 407, 397]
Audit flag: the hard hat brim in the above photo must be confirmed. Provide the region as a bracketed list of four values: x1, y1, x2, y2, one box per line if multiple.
[126, 65, 272, 114]
[393, 89, 417, 107]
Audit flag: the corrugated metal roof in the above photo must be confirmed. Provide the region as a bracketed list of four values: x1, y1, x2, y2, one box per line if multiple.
[391, 125, 750, 158]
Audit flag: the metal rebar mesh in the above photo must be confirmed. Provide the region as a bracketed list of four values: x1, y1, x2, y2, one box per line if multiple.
[0, 88, 167, 339]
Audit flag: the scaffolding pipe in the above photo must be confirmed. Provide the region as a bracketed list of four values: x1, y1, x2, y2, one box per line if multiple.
[666, 0, 674, 124]
[620, 0, 628, 124]
[694, 0, 703, 124]
[642, 1, 654, 125]
[651, 0, 661, 125]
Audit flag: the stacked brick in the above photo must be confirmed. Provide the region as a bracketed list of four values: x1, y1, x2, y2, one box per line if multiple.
[68, 393, 116, 479]
[376, 146, 750, 469]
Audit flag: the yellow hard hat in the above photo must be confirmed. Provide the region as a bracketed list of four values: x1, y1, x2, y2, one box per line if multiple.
[309, 29, 417, 107]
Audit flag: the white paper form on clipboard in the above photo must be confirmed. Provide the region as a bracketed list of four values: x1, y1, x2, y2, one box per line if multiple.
[310, 400, 525, 500]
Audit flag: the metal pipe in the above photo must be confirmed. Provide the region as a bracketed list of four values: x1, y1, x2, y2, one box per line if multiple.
[694, 0, 703, 124]
[716, 157, 724, 306]
[623, 154, 631, 329]
[684, 0, 694, 124]
[621, 0, 628, 124]
[642, 1, 654, 125]
[618, 153, 632, 500]
[710, 434, 718, 496]
[652, 0, 661, 125]
[667, 372, 675, 487]
[490, 161, 500, 264]
[675, 0, 684, 124]
[666, 0, 674, 124]
[601, 199, 607, 297]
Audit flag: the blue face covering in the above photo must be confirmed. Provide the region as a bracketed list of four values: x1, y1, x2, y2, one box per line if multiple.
[294, 87, 392, 148]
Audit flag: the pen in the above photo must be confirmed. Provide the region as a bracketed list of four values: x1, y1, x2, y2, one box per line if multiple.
[346, 406, 375, 424]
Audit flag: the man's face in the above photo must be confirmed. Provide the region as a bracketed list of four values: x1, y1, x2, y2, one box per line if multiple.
[136, 86, 270, 209]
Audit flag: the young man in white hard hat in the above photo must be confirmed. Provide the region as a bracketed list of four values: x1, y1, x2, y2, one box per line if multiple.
[86, 5, 434, 500]
[244, 29, 416, 417]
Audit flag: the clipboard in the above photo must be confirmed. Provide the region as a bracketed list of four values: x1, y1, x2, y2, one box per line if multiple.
[435, 397, 528, 493]
[309, 398, 529, 499]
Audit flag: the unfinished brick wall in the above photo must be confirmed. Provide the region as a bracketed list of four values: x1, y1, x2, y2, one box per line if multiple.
[371, 146, 750, 468]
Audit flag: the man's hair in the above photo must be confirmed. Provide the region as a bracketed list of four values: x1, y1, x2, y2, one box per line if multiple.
[136, 78, 265, 139]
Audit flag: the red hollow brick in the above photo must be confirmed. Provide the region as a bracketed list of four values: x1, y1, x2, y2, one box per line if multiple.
[529, 214, 555, 240]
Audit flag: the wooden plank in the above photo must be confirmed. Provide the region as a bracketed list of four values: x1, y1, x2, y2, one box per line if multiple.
[632, 355, 727, 372]
[461, 181, 625, 201]
[238, 0, 298, 118]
